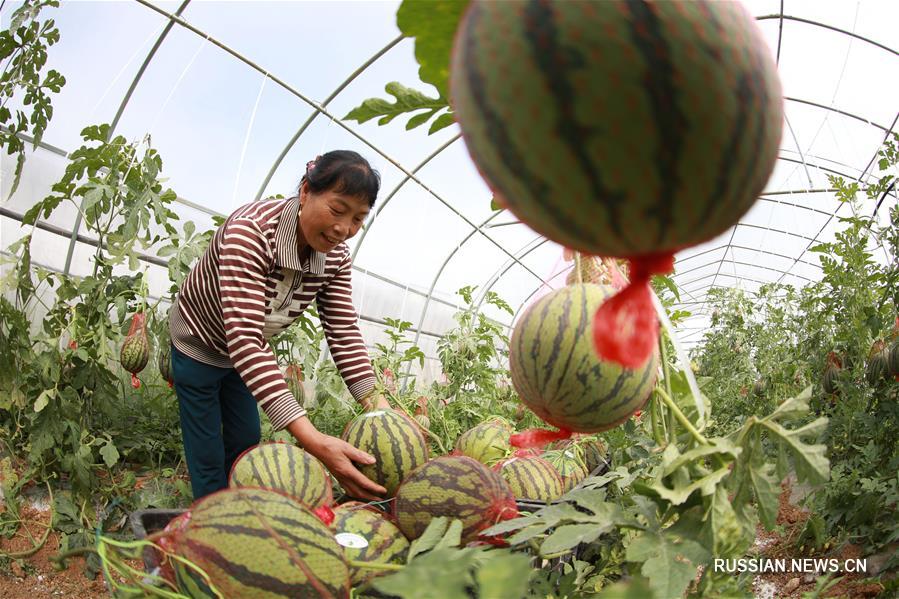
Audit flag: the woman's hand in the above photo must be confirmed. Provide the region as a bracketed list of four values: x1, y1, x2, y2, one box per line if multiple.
[286, 416, 386, 501]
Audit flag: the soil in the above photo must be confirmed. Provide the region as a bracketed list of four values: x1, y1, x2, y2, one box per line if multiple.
[750, 479, 890, 598]
[0, 505, 111, 598]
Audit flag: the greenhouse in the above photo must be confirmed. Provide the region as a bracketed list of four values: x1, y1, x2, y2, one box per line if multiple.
[0, 0, 897, 597]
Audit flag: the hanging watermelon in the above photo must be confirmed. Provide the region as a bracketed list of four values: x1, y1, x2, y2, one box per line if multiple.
[450, 1, 784, 368]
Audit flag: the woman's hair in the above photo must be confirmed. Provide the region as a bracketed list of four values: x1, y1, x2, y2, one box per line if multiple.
[300, 150, 380, 207]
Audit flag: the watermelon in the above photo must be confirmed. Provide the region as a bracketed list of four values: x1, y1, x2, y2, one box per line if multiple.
[454, 418, 513, 465]
[889, 342, 899, 380]
[172, 487, 350, 598]
[822, 352, 842, 396]
[285, 363, 306, 406]
[450, 1, 782, 259]
[158, 344, 173, 385]
[541, 449, 589, 493]
[342, 409, 428, 497]
[120, 312, 149, 387]
[332, 502, 409, 586]
[547, 436, 608, 474]
[229, 442, 332, 508]
[509, 284, 658, 432]
[495, 456, 565, 502]
[866, 340, 890, 386]
[393, 455, 518, 544]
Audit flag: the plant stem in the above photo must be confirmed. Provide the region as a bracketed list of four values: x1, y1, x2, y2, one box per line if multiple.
[655, 387, 708, 446]
[659, 332, 678, 443]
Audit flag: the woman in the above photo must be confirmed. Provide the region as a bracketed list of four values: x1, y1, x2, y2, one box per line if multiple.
[169, 150, 389, 501]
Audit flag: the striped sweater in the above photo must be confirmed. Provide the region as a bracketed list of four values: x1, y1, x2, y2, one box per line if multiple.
[169, 197, 375, 430]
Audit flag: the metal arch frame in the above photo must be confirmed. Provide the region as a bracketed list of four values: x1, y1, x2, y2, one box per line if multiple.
[131, 0, 553, 294]
[477, 146, 879, 326]
[756, 14, 899, 57]
[775, 110, 899, 286]
[701, 147, 891, 312]
[253, 34, 405, 202]
[677, 263, 811, 290]
[676, 243, 822, 271]
[62, 0, 192, 277]
[350, 134, 461, 263]
[671, 257, 813, 283]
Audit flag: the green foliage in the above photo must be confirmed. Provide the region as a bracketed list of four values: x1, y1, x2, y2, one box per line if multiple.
[371, 517, 533, 599]
[0, 0, 66, 195]
[483, 386, 828, 598]
[0, 127, 202, 526]
[344, 82, 453, 135]
[343, 0, 468, 134]
[690, 133, 899, 553]
[372, 316, 426, 396]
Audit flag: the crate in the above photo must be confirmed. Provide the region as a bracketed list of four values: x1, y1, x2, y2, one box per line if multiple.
[129, 508, 186, 573]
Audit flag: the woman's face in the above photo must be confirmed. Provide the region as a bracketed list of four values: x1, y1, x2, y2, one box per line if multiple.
[298, 182, 371, 253]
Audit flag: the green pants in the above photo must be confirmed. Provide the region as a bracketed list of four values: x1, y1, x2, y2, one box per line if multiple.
[170, 344, 261, 500]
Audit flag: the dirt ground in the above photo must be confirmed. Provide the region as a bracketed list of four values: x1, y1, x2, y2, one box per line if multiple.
[750, 480, 890, 599]
[0, 505, 111, 598]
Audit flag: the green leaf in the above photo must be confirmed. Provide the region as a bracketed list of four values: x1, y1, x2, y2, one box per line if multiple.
[428, 111, 456, 134]
[34, 387, 55, 412]
[373, 547, 478, 599]
[540, 523, 606, 556]
[626, 531, 709, 599]
[760, 417, 829, 485]
[99, 441, 119, 468]
[396, 0, 469, 99]
[343, 82, 447, 129]
[702, 486, 749, 557]
[747, 460, 779, 530]
[407, 516, 450, 560]
[473, 550, 532, 599]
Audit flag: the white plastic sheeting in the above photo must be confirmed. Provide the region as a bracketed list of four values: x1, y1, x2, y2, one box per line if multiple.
[1, 0, 897, 376]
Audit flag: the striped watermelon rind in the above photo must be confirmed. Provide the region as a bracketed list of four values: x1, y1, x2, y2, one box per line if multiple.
[342, 409, 429, 497]
[229, 442, 333, 508]
[450, 1, 783, 258]
[394, 455, 517, 544]
[541, 449, 589, 493]
[454, 418, 513, 465]
[173, 487, 350, 598]
[510, 284, 658, 432]
[495, 456, 565, 502]
[332, 501, 410, 586]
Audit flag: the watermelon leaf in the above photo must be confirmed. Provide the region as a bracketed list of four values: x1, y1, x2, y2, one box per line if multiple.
[540, 523, 607, 556]
[407, 516, 458, 560]
[626, 530, 709, 599]
[759, 417, 829, 485]
[99, 440, 119, 468]
[473, 550, 533, 599]
[395, 0, 469, 99]
[343, 82, 451, 133]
